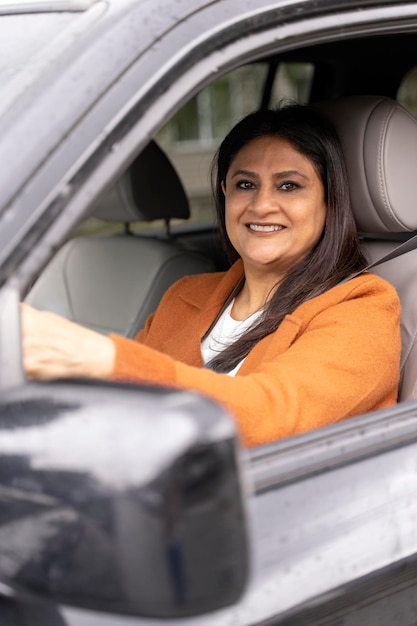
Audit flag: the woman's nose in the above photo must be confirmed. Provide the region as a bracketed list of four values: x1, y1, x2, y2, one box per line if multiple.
[251, 186, 277, 214]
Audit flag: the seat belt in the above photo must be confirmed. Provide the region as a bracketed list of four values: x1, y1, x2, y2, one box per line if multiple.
[342, 232, 417, 283]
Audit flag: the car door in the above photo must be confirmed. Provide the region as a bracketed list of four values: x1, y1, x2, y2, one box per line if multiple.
[2, 1, 417, 625]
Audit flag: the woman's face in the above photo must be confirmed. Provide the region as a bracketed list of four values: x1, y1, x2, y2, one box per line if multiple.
[223, 135, 327, 278]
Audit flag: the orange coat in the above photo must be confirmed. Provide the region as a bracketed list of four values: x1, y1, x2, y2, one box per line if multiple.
[111, 260, 401, 448]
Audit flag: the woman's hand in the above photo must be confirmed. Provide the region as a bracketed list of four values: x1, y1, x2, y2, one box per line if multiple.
[21, 303, 116, 380]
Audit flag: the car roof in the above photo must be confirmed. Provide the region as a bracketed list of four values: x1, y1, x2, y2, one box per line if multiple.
[0, 0, 97, 13]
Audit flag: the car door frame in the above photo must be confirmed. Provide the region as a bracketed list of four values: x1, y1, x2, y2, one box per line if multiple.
[1, 1, 417, 623]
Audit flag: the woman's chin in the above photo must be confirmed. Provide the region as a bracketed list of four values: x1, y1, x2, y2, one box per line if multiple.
[242, 255, 289, 274]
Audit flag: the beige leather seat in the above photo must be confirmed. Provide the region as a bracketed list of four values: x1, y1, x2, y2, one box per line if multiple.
[26, 141, 215, 337]
[317, 95, 417, 401]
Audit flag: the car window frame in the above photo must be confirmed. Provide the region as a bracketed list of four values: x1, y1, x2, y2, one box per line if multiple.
[0, 1, 415, 392]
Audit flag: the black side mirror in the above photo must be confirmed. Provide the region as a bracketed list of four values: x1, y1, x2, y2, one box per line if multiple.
[0, 380, 249, 618]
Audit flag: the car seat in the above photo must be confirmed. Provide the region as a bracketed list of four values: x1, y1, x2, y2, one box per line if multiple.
[316, 95, 417, 401]
[25, 140, 216, 337]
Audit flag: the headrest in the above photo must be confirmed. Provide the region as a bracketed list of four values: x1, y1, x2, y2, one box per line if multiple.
[315, 95, 417, 233]
[94, 140, 190, 223]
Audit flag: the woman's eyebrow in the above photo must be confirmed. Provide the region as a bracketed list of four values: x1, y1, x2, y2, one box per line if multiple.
[231, 168, 309, 180]
[230, 168, 257, 179]
[274, 169, 309, 180]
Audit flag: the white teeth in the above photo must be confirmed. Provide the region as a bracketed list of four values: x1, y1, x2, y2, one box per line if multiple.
[249, 224, 283, 232]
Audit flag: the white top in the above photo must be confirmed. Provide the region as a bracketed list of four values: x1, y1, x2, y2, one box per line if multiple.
[201, 300, 262, 376]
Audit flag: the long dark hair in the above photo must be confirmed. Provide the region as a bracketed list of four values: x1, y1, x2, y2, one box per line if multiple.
[206, 103, 368, 373]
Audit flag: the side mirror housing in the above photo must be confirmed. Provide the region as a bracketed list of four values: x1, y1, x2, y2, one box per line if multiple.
[0, 381, 249, 618]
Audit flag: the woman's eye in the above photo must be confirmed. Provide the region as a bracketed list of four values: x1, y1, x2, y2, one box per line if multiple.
[280, 181, 298, 191]
[237, 180, 254, 190]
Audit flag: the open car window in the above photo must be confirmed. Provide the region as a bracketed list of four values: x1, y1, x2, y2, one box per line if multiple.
[2, 2, 417, 624]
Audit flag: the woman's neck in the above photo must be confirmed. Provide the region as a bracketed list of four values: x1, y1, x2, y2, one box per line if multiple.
[231, 271, 282, 321]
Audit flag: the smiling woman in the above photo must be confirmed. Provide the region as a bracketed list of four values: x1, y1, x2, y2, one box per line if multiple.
[21, 103, 401, 448]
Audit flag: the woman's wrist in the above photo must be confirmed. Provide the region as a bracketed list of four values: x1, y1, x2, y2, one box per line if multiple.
[83, 333, 116, 379]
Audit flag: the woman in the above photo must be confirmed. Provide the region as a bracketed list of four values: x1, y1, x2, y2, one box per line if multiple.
[22, 104, 401, 447]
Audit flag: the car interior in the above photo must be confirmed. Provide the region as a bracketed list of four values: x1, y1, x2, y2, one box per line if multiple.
[25, 30, 417, 403]
[26, 140, 215, 337]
